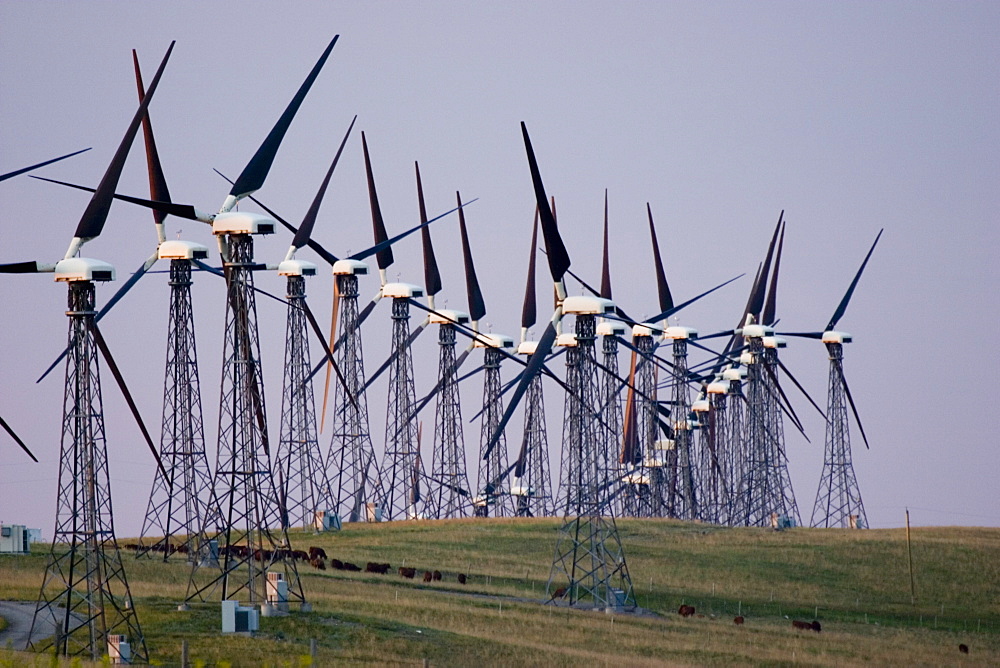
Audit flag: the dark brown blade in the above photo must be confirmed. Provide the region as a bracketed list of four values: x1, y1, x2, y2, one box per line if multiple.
[416, 162, 442, 297]
[0, 148, 90, 183]
[33, 175, 205, 223]
[75, 41, 174, 240]
[457, 191, 486, 322]
[228, 36, 339, 202]
[749, 211, 783, 322]
[90, 322, 167, 479]
[362, 132, 393, 271]
[833, 357, 871, 449]
[0, 414, 38, 462]
[620, 349, 640, 465]
[775, 356, 827, 419]
[827, 229, 884, 331]
[601, 190, 612, 300]
[293, 115, 357, 250]
[521, 208, 539, 330]
[300, 299, 356, 410]
[762, 220, 785, 327]
[520, 122, 570, 284]
[132, 50, 170, 225]
[647, 203, 673, 313]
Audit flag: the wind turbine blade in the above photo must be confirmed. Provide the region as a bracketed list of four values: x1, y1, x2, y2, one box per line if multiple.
[228, 36, 339, 203]
[647, 273, 744, 324]
[457, 190, 486, 322]
[521, 122, 570, 284]
[827, 228, 884, 331]
[361, 322, 427, 393]
[0, 414, 38, 462]
[620, 350, 640, 465]
[362, 131, 393, 271]
[349, 199, 477, 262]
[483, 319, 558, 460]
[521, 208, 539, 331]
[775, 357, 827, 419]
[762, 221, 785, 326]
[90, 322, 167, 480]
[0, 148, 90, 183]
[833, 359, 871, 449]
[647, 203, 674, 313]
[293, 115, 356, 250]
[32, 175, 207, 223]
[601, 190, 612, 299]
[300, 299, 356, 410]
[132, 50, 171, 227]
[415, 162, 442, 297]
[319, 279, 340, 434]
[748, 212, 783, 322]
[74, 41, 174, 241]
[409, 348, 472, 422]
[0, 261, 46, 274]
[764, 362, 806, 436]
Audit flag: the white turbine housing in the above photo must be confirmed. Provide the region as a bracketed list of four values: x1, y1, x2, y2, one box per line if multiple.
[474, 333, 515, 349]
[741, 323, 773, 338]
[622, 471, 650, 485]
[632, 323, 655, 337]
[381, 282, 424, 299]
[332, 259, 369, 276]
[691, 398, 711, 413]
[54, 257, 115, 282]
[517, 340, 539, 355]
[277, 259, 317, 277]
[556, 332, 578, 347]
[562, 295, 615, 315]
[597, 321, 626, 336]
[762, 336, 787, 349]
[158, 240, 209, 261]
[653, 438, 675, 451]
[509, 485, 532, 497]
[822, 330, 853, 344]
[722, 366, 747, 381]
[707, 380, 729, 395]
[739, 351, 755, 365]
[212, 211, 276, 236]
[428, 309, 470, 325]
[664, 325, 698, 340]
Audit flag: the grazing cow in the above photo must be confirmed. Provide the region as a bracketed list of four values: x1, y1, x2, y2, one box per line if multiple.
[734, 616, 745, 625]
[678, 605, 696, 617]
[399, 567, 416, 579]
[308, 546, 328, 561]
[959, 644, 969, 654]
[343, 562, 362, 572]
[811, 620, 822, 632]
[432, 570, 442, 581]
[293, 550, 309, 561]
[792, 620, 820, 632]
[330, 558, 345, 570]
[457, 573, 467, 585]
[423, 571, 433, 583]
[551, 587, 567, 600]
[310, 557, 326, 570]
[366, 562, 391, 575]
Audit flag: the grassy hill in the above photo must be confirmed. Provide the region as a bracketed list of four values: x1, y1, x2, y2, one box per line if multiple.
[1, 518, 998, 666]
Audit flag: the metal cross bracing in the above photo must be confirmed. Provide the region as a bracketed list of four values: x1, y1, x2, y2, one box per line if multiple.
[28, 280, 148, 662]
[186, 234, 304, 607]
[512, 369, 554, 517]
[619, 331, 657, 518]
[475, 346, 514, 517]
[597, 330, 625, 517]
[761, 344, 801, 527]
[666, 337, 698, 520]
[695, 384, 732, 525]
[425, 320, 472, 519]
[276, 274, 333, 531]
[139, 258, 219, 561]
[810, 342, 868, 529]
[326, 272, 383, 522]
[546, 313, 635, 610]
[377, 296, 422, 521]
[722, 372, 747, 524]
[554, 337, 582, 516]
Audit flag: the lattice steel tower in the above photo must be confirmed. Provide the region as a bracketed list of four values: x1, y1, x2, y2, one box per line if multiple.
[665, 328, 699, 520]
[326, 262, 383, 522]
[140, 251, 219, 560]
[30, 281, 148, 662]
[187, 232, 304, 607]
[547, 304, 635, 610]
[474, 339, 516, 517]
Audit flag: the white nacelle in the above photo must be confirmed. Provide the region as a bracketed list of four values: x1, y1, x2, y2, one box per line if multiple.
[509, 485, 532, 497]
[474, 332, 514, 349]
[722, 366, 747, 381]
[158, 239, 209, 261]
[518, 340, 539, 356]
[332, 259, 369, 276]
[622, 472, 650, 485]
[632, 323, 655, 337]
[762, 336, 787, 349]
[428, 309, 470, 325]
[562, 295, 615, 315]
[673, 418, 694, 431]
[664, 325, 699, 340]
[597, 321, 626, 336]
[707, 380, 729, 395]
[822, 330, 853, 344]
[212, 211, 276, 236]
[382, 282, 424, 299]
[278, 258, 317, 277]
[653, 438, 675, 451]
[741, 324, 773, 338]
[739, 351, 755, 365]
[54, 257, 114, 282]
[692, 398, 711, 413]
[556, 332, 578, 347]
[643, 455, 664, 468]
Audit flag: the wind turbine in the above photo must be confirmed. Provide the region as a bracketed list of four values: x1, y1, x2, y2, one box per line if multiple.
[0, 42, 176, 663]
[797, 230, 883, 529]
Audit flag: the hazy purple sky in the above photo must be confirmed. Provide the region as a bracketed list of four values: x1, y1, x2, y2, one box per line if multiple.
[1, 2, 997, 537]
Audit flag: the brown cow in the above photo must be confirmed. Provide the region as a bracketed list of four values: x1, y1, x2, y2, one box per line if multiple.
[423, 571, 433, 583]
[959, 644, 969, 654]
[343, 562, 362, 572]
[330, 558, 345, 570]
[678, 605, 696, 617]
[399, 567, 416, 579]
[457, 573, 467, 585]
[310, 557, 326, 570]
[792, 620, 820, 632]
[734, 616, 745, 625]
[308, 546, 328, 560]
[432, 570, 442, 581]
[551, 587, 567, 600]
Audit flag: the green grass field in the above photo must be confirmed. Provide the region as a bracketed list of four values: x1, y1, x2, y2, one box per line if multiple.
[1, 518, 998, 666]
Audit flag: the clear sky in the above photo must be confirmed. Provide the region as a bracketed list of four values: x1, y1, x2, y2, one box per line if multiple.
[1, 2, 997, 537]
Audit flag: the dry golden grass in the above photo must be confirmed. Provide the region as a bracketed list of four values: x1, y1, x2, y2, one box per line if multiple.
[1, 518, 998, 666]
